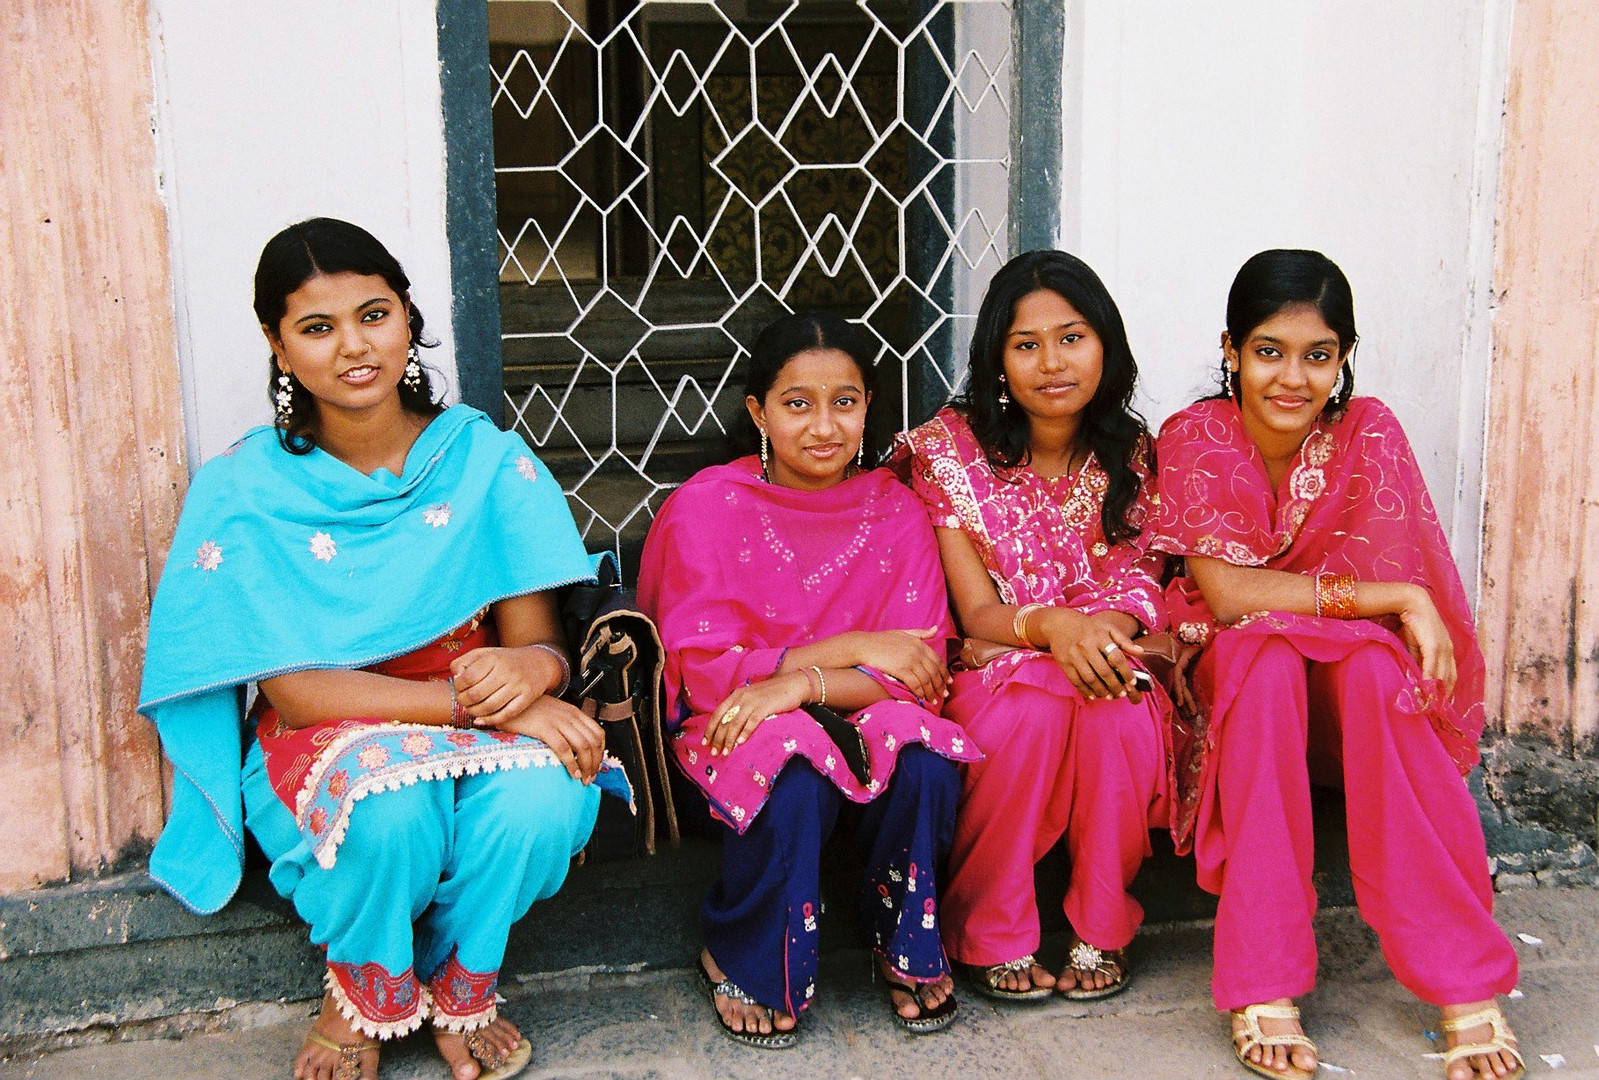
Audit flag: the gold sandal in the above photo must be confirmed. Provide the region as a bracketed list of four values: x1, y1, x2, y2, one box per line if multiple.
[462, 1030, 534, 1080]
[1058, 940, 1130, 1001]
[964, 954, 1053, 1002]
[303, 1030, 379, 1080]
[1441, 1006, 1524, 1080]
[1230, 1003, 1318, 1080]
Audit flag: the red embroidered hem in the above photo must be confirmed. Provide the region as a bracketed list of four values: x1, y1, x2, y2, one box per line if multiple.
[325, 960, 427, 1039]
[426, 948, 499, 1032]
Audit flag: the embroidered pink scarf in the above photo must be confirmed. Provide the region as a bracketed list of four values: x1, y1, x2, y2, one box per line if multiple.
[637, 459, 978, 830]
[1149, 396, 1486, 766]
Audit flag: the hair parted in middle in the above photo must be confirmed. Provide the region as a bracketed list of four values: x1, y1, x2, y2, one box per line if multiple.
[254, 216, 443, 454]
[731, 310, 888, 467]
[953, 248, 1152, 543]
[1216, 247, 1359, 419]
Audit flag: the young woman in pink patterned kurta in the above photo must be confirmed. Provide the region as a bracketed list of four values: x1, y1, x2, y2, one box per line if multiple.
[1150, 250, 1521, 1080]
[895, 250, 1173, 1002]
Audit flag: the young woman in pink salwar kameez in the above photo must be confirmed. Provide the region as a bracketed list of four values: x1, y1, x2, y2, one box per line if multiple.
[895, 249, 1173, 1003]
[640, 313, 980, 1049]
[1150, 249, 1524, 1080]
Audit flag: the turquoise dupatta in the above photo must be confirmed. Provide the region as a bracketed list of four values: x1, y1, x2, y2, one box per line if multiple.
[139, 406, 604, 914]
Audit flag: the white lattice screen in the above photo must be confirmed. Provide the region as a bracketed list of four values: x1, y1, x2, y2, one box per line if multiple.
[489, 0, 1012, 562]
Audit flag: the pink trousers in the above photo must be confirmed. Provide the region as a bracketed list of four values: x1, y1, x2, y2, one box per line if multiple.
[1201, 636, 1518, 1010]
[941, 656, 1168, 966]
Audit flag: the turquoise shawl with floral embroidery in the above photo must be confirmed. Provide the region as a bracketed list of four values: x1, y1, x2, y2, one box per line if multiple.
[139, 405, 603, 914]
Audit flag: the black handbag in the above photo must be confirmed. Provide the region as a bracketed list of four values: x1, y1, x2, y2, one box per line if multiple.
[561, 562, 679, 858]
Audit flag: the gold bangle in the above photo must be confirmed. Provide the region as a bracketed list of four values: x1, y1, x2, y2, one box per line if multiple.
[1315, 572, 1358, 620]
[810, 665, 827, 706]
[1013, 603, 1046, 648]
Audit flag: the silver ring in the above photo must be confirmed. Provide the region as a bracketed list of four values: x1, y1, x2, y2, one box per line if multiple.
[1102, 641, 1122, 656]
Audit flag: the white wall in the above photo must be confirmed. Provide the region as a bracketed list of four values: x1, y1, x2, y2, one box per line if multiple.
[1058, 0, 1510, 596]
[148, 0, 455, 466]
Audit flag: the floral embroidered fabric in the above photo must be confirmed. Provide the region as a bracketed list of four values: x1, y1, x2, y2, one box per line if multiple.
[670, 700, 978, 831]
[326, 958, 426, 1039]
[892, 408, 1167, 667]
[1150, 396, 1488, 850]
[256, 615, 631, 868]
[638, 460, 980, 833]
[427, 947, 500, 1031]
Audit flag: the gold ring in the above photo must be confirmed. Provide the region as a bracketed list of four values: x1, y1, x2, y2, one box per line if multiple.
[720, 705, 741, 725]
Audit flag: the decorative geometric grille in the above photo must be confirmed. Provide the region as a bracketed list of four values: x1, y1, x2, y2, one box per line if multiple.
[489, 0, 1012, 565]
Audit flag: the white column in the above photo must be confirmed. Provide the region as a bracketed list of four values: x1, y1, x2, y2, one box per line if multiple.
[148, 0, 456, 466]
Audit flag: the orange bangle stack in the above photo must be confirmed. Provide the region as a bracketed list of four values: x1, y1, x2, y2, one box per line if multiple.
[1314, 572, 1357, 619]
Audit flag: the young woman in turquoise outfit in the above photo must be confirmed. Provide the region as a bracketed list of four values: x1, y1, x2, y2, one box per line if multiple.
[139, 219, 627, 1080]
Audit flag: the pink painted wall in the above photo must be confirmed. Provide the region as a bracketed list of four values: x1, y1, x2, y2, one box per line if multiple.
[1480, 0, 1599, 751]
[0, 1, 188, 891]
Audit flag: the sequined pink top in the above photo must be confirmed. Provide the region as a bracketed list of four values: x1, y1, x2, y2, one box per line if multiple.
[893, 407, 1166, 632]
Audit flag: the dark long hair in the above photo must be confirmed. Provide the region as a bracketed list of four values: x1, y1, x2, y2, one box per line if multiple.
[1217, 248, 1358, 417]
[254, 217, 442, 453]
[953, 249, 1151, 543]
[732, 312, 887, 466]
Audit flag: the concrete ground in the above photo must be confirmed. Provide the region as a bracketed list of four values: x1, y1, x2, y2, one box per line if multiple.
[3, 889, 1595, 1080]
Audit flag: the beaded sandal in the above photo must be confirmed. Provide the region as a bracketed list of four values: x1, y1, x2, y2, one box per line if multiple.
[695, 957, 799, 1049]
[303, 1030, 379, 1080]
[1057, 940, 1131, 1001]
[964, 954, 1054, 1002]
[1441, 1006, 1524, 1080]
[1231, 1003, 1318, 1080]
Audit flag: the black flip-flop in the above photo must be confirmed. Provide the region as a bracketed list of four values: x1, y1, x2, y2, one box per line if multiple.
[695, 959, 799, 1050]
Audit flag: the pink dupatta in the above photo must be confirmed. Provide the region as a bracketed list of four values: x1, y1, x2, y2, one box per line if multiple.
[1149, 396, 1487, 847]
[637, 458, 979, 832]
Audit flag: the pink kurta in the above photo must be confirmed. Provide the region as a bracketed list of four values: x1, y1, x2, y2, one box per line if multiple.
[1151, 396, 1516, 1008]
[895, 408, 1173, 964]
[637, 459, 980, 833]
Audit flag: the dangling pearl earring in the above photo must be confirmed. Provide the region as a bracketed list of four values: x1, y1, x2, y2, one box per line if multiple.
[759, 427, 769, 479]
[403, 344, 423, 391]
[856, 439, 865, 471]
[997, 375, 1010, 408]
[275, 371, 294, 424]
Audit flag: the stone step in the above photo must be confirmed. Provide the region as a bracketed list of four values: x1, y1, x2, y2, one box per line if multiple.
[2, 779, 1313, 1040]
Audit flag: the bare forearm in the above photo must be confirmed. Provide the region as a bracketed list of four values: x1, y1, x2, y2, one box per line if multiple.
[1187, 556, 1425, 625]
[804, 666, 891, 711]
[779, 632, 865, 673]
[258, 669, 452, 729]
[760, 665, 891, 713]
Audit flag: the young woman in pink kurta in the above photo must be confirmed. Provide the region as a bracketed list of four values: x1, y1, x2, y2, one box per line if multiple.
[1150, 250, 1522, 1080]
[895, 249, 1173, 1002]
[639, 313, 980, 1048]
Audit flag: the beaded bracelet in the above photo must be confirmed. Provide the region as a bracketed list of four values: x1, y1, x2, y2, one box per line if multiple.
[809, 665, 827, 706]
[1314, 572, 1358, 620]
[447, 677, 473, 728]
[529, 642, 572, 697]
[1013, 602, 1047, 648]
